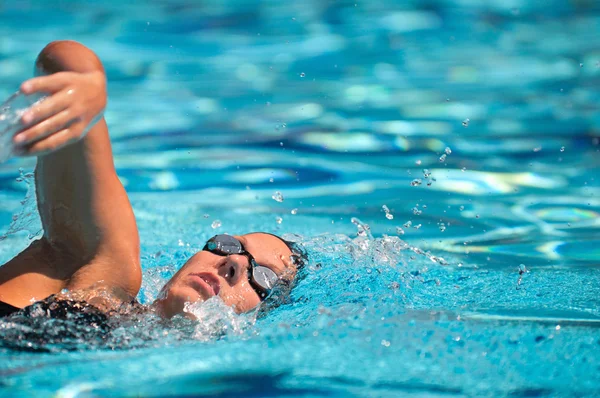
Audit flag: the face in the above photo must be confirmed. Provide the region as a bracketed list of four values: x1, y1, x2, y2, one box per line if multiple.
[154, 233, 295, 318]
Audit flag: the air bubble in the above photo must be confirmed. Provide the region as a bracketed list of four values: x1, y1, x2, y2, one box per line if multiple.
[272, 191, 284, 202]
[211, 220, 222, 229]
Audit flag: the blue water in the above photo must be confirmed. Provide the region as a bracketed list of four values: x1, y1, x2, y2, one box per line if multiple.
[1, 0, 599, 396]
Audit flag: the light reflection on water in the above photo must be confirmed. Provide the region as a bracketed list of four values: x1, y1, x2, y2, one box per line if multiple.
[0, 0, 599, 396]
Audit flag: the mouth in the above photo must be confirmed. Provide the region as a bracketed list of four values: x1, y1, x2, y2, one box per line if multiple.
[188, 272, 221, 297]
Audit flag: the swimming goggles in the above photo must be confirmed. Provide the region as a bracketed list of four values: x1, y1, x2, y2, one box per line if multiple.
[202, 234, 279, 300]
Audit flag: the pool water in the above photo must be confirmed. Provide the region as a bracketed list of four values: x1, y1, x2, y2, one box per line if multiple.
[1, 0, 599, 396]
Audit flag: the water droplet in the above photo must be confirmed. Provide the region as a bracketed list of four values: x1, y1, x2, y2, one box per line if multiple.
[396, 227, 405, 235]
[276, 216, 282, 224]
[272, 191, 284, 202]
[269, 178, 274, 183]
[462, 118, 470, 127]
[459, 206, 464, 211]
[560, 146, 565, 152]
[203, 214, 210, 218]
[423, 169, 431, 178]
[403, 221, 412, 228]
[211, 220, 222, 229]
[415, 160, 422, 165]
[300, 72, 306, 78]
[412, 207, 422, 215]
[381, 339, 391, 347]
[579, 63, 583, 68]
[439, 154, 447, 162]
[382, 205, 394, 220]
[445, 147, 452, 155]
[291, 208, 298, 215]
[439, 223, 446, 232]
[178, 239, 184, 246]
[533, 147, 542, 152]
[410, 179, 422, 186]
[413, 224, 422, 229]
[351, 217, 372, 238]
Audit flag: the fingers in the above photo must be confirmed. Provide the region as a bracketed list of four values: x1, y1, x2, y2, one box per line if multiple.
[20, 72, 71, 95]
[16, 123, 83, 157]
[20, 89, 72, 126]
[13, 109, 77, 146]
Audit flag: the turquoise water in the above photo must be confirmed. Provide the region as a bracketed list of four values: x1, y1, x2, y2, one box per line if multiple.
[1, 0, 599, 396]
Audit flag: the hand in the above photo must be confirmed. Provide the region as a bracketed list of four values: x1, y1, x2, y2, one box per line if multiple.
[14, 71, 107, 156]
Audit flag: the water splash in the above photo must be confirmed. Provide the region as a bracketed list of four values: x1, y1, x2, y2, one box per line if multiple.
[184, 297, 257, 341]
[0, 169, 42, 241]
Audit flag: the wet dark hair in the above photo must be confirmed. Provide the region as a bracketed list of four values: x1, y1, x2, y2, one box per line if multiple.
[258, 235, 308, 314]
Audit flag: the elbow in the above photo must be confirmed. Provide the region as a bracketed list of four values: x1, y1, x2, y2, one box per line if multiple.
[36, 40, 105, 75]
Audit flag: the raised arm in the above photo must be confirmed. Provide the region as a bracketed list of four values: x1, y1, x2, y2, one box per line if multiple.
[0, 41, 141, 308]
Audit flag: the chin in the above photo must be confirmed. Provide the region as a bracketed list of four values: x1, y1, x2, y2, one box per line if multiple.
[155, 286, 202, 318]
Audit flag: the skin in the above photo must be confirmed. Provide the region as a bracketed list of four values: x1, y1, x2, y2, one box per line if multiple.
[0, 41, 294, 317]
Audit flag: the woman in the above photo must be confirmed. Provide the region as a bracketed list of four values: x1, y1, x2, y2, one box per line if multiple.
[0, 41, 303, 321]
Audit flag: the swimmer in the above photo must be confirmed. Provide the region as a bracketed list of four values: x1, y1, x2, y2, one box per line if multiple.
[0, 41, 305, 320]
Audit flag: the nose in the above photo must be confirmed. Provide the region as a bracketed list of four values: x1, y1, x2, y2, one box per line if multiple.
[217, 254, 249, 286]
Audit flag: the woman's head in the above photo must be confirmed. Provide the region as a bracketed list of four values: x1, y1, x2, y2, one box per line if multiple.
[154, 232, 304, 318]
